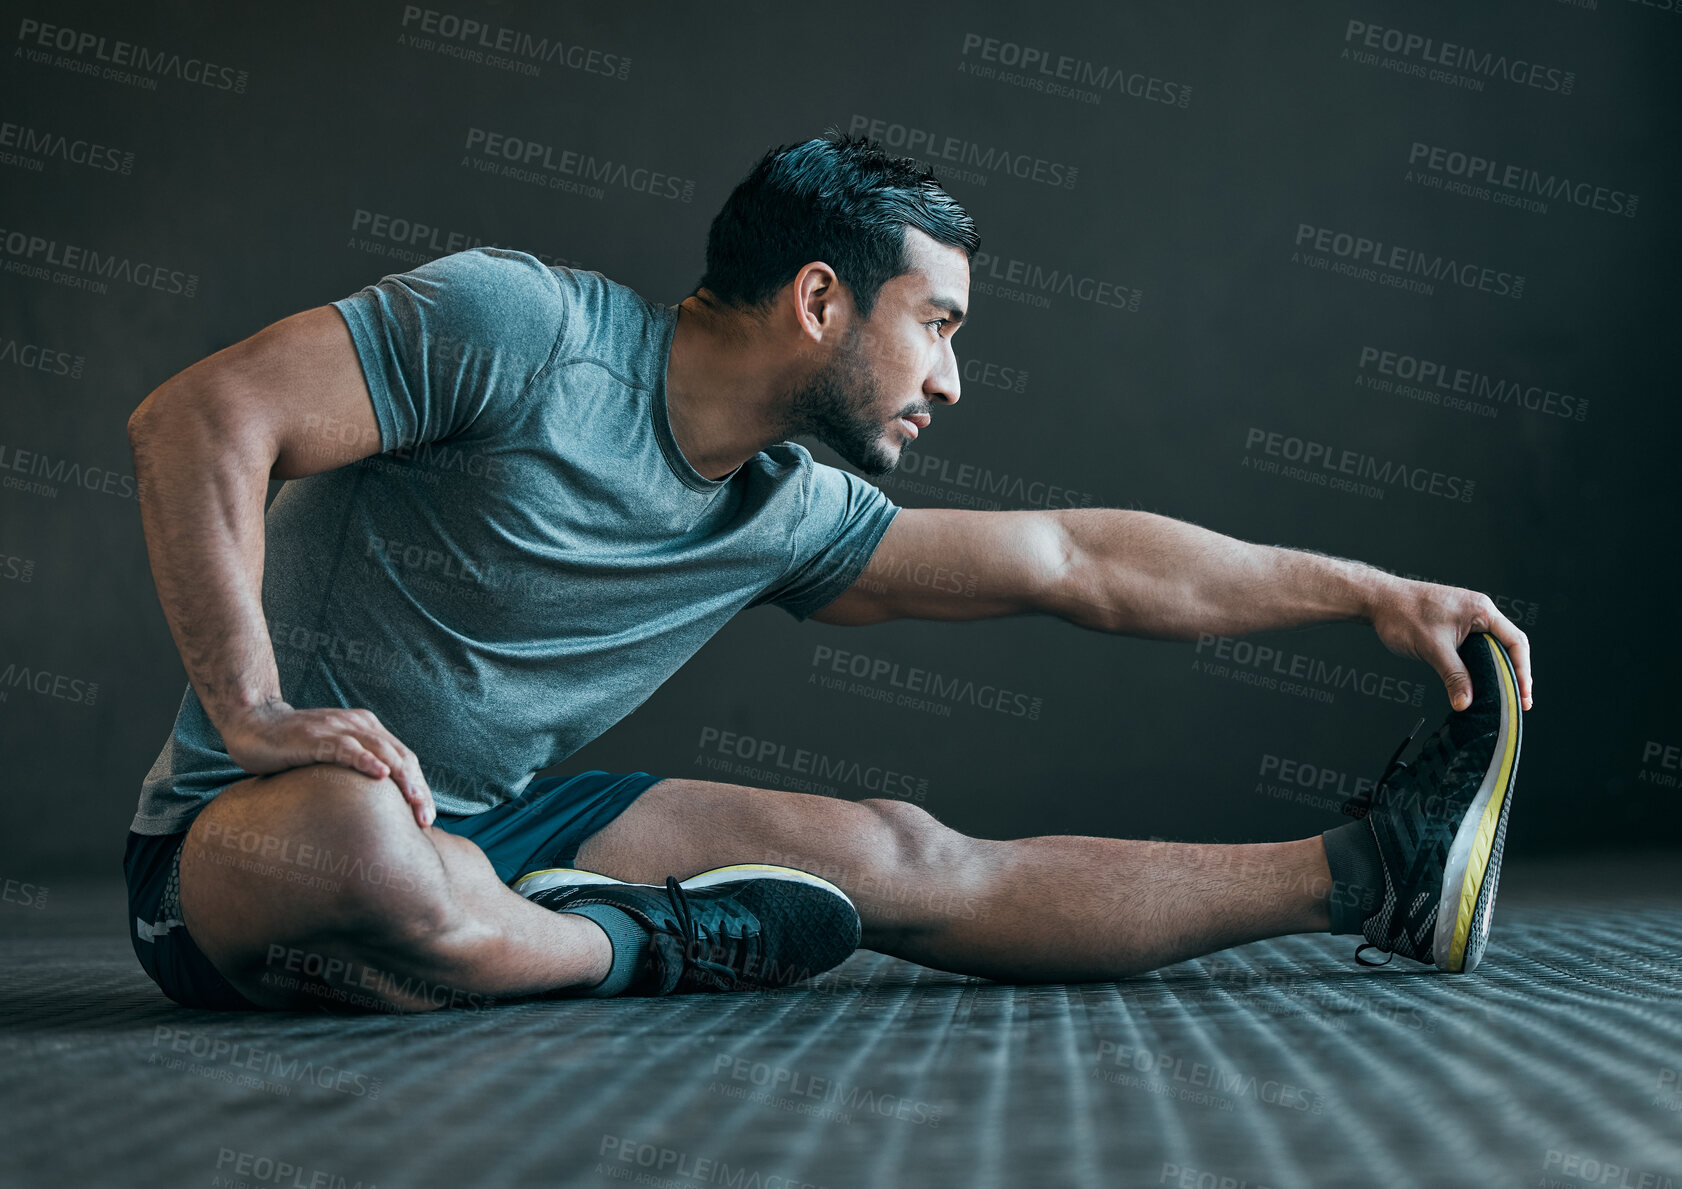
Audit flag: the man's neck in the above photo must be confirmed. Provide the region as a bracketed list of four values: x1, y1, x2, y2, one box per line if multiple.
[664, 296, 797, 481]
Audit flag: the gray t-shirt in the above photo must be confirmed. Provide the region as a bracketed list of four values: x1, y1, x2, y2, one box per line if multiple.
[131, 247, 900, 834]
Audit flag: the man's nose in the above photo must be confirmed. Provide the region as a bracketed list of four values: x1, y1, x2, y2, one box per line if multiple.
[926, 340, 961, 406]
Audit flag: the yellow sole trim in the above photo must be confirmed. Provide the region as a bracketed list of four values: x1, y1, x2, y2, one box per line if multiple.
[1448, 633, 1521, 970]
[511, 867, 614, 892]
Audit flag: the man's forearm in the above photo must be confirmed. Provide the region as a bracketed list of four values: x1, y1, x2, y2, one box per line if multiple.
[129, 380, 284, 729]
[1046, 508, 1395, 639]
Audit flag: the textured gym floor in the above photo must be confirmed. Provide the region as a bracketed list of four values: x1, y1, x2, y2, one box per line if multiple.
[3, 854, 1680, 1189]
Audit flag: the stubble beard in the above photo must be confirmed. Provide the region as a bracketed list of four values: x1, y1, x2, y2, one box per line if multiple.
[778, 327, 904, 477]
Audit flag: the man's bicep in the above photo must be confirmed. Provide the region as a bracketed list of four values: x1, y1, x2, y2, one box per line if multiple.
[809, 507, 1071, 625]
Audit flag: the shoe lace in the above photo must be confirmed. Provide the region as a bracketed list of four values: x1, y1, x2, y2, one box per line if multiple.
[656, 876, 742, 992]
[1340, 716, 1426, 821]
[1342, 717, 1424, 967]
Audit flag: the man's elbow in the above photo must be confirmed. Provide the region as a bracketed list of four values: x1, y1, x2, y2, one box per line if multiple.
[1036, 513, 1106, 628]
[128, 370, 201, 445]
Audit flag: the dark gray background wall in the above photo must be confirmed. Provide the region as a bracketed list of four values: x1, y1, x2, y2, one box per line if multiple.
[2, 1, 1676, 879]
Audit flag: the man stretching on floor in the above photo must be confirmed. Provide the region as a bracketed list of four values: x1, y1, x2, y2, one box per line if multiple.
[123, 132, 1532, 1012]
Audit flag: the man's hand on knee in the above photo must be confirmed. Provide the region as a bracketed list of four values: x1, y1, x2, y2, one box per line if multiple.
[220, 699, 436, 827]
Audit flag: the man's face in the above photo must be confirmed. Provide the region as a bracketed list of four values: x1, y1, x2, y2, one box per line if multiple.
[785, 229, 968, 476]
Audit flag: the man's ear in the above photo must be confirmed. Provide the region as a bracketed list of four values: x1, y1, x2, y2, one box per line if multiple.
[790, 261, 847, 343]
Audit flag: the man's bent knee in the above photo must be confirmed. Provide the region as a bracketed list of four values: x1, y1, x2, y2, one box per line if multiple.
[856, 798, 972, 881]
[179, 764, 460, 1011]
[844, 799, 985, 944]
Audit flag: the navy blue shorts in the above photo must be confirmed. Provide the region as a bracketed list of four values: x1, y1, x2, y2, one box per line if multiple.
[123, 768, 665, 1011]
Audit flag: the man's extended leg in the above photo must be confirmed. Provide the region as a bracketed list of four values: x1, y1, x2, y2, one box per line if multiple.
[178, 763, 616, 1011]
[572, 779, 1337, 982]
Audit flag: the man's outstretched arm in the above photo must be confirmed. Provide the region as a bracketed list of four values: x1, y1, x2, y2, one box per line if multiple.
[809, 506, 1534, 712]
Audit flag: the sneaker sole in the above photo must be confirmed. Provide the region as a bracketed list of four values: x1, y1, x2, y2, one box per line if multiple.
[512, 863, 856, 909]
[1433, 632, 1523, 973]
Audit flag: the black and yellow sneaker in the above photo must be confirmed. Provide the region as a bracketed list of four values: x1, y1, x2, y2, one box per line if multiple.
[1339, 631, 1524, 973]
[513, 864, 861, 994]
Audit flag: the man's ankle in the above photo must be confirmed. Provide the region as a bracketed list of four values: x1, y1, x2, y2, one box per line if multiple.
[557, 905, 645, 995]
[1321, 821, 1383, 935]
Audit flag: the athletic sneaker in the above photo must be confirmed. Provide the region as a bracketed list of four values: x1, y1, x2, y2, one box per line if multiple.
[514, 864, 862, 994]
[1339, 631, 1524, 973]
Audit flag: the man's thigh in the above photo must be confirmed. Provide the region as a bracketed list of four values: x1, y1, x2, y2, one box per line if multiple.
[572, 778, 982, 948]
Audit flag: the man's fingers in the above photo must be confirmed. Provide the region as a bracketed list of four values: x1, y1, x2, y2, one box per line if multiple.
[388, 738, 436, 825]
[1480, 607, 1534, 710]
[317, 734, 388, 779]
[1428, 641, 1475, 712]
[303, 722, 436, 827]
[395, 747, 436, 827]
[357, 731, 436, 827]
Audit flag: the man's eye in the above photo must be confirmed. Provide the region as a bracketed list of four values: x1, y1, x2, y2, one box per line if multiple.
[928, 319, 947, 333]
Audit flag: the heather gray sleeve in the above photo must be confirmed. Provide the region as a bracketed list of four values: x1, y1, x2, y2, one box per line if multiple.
[330, 247, 565, 452]
[747, 451, 901, 621]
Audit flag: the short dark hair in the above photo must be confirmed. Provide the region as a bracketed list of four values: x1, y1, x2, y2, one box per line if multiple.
[696, 130, 980, 320]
